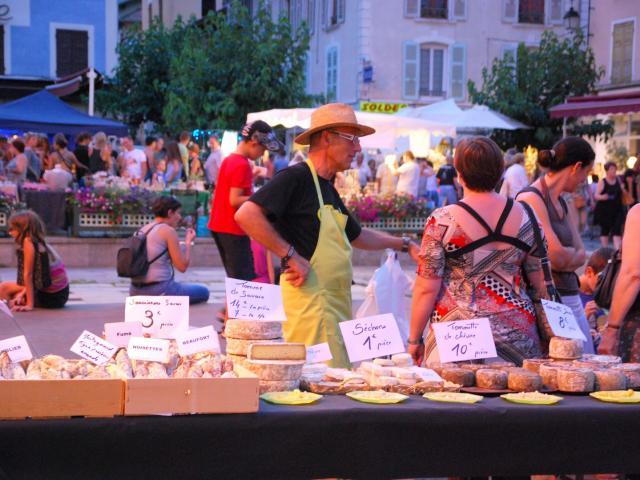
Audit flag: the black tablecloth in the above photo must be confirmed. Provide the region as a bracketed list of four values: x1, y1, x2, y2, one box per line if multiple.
[0, 395, 638, 479]
[21, 190, 68, 234]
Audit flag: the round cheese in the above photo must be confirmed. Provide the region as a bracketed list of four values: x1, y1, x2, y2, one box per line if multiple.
[373, 358, 395, 367]
[539, 363, 561, 391]
[507, 369, 543, 392]
[459, 363, 486, 373]
[522, 358, 548, 374]
[476, 368, 508, 390]
[372, 365, 393, 377]
[594, 369, 627, 391]
[226, 353, 248, 367]
[246, 359, 304, 381]
[556, 367, 595, 393]
[391, 353, 413, 366]
[392, 367, 416, 379]
[612, 364, 640, 388]
[440, 368, 475, 387]
[259, 379, 300, 394]
[225, 320, 283, 340]
[580, 354, 622, 366]
[549, 337, 583, 360]
[487, 361, 516, 370]
[225, 337, 284, 356]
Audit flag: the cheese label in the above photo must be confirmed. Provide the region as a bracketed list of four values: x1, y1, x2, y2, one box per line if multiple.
[105, 321, 143, 347]
[175, 326, 220, 356]
[541, 299, 587, 341]
[127, 337, 171, 363]
[225, 277, 286, 321]
[70, 330, 118, 365]
[432, 318, 497, 363]
[339, 314, 405, 363]
[125, 296, 189, 339]
[306, 342, 333, 364]
[0, 335, 33, 363]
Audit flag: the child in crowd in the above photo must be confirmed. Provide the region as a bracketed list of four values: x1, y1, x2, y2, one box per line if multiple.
[0, 210, 69, 311]
[579, 247, 615, 346]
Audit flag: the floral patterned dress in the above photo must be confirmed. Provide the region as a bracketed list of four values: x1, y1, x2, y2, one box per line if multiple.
[418, 201, 545, 365]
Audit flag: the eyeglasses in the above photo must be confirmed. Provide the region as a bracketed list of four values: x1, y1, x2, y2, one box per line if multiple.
[328, 130, 360, 145]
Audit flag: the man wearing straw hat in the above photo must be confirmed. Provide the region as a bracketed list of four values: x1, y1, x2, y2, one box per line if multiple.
[236, 103, 419, 368]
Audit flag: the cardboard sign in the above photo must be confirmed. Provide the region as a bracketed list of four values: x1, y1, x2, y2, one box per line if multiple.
[0, 335, 33, 363]
[339, 314, 405, 363]
[105, 321, 143, 348]
[432, 318, 497, 363]
[70, 330, 118, 365]
[409, 366, 444, 383]
[175, 326, 220, 356]
[306, 342, 333, 364]
[225, 278, 286, 321]
[125, 296, 189, 339]
[541, 299, 587, 341]
[0, 301, 13, 318]
[127, 337, 170, 363]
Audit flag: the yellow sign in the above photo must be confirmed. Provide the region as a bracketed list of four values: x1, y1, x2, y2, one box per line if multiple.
[360, 102, 408, 114]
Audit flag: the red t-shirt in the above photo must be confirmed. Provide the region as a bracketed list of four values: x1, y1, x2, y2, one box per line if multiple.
[208, 153, 253, 235]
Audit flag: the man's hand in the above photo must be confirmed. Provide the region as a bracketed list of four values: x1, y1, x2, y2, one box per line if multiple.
[283, 254, 311, 287]
[408, 343, 425, 366]
[584, 300, 599, 321]
[408, 241, 420, 263]
[598, 326, 620, 355]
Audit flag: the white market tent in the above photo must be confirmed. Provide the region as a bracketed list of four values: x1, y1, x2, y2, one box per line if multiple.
[247, 108, 456, 150]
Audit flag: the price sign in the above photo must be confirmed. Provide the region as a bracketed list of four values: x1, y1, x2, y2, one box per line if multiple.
[70, 330, 118, 365]
[541, 299, 587, 341]
[0, 335, 33, 363]
[127, 337, 170, 363]
[339, 314, 405, 363]
[175, 326, 220, 356]
[225, 278, 286, 321]
[125, 296, 189, 339]
[306, 342, 333, 364]
[105, 321, 143, 348]
[432, 318, 497, 363]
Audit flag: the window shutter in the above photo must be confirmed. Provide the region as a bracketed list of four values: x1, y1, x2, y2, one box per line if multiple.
[321, 0, 327, 27]
[403, 41, 419, 99]
[56, 29, 89, 78]
[420, 48, 431, 96]
[452, 0, 467, 20]
[432, 49, 444, 95]
[450, 43, 466, 99]
[547, 0, 563, 24]
[612, 21, 634, 84]
[337, 0, 345, 23]
[502, 0, 517, 22]
[404, 0, 419, 18]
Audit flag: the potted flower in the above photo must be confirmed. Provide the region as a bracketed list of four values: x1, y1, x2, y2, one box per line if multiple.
[344, 193, 431, 233]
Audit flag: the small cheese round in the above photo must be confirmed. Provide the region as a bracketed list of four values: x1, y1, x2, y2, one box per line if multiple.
[459, 363, 486, 373]
[225, 337, 284, 356]
[392, 367, 416, 379]
[556, 367, 595, 393]
[522, 358, 548, 374]
[372, 365, 393, 377]
[507, 369, 543, 392]
[373, 358, 395, 367]
[580, 354, 622, 366]
[476, 368, 508, 390]
[246, 360, 304, 381]
[391, 353, 413, 366]
[572, 360, 601, 369]
[440, 368, 475, 387]
[225, 320, 283, 340]
[259, 379, 300, 394]
[539, 363, 560, 391]
[612, 364, 640, 388]
[594, 369, 627, 391]
[426, 362, 456, 375]
[358, 361, 375, 373]
[549, 337, 583, 360]
[375, 376, 399, 386]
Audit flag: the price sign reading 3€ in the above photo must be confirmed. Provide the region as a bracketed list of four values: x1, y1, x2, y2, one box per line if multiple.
[432, 318, 497, 363]
[125, 296, 189, 339]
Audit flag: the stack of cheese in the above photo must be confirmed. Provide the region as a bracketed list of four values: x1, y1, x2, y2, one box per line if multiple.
[224, 319, 284, 363]
[246, 342, 307, 394]
[358, 354, 418, 389]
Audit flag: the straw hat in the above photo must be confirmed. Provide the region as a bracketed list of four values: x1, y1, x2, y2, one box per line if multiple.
[294, 103, 375, 145]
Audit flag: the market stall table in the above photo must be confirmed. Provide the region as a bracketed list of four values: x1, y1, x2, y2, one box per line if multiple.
[0, 394, 638, 479]
[21, 189, 68, 234]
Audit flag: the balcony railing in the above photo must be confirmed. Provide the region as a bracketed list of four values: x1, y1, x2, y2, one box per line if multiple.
[420, 6, 448, 19]
[419, 88, 446, 97]
[518, 10, 544, 24]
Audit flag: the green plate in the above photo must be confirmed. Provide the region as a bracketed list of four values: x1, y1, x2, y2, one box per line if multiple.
[346, 390, 408, 404]
[423, 392, 483, 404]
[260, 390, 323, 405]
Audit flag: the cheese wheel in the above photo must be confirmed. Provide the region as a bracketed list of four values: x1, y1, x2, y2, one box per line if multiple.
[459, 363, 486, 373]
[375, 376, 399, 386]
[373, 358, 395, 367]
[487, 361, 516, 370]
[556, 367, 595, 393]
[426, 362, 456, 375]
[226, 353, 248, 367]
[612, 364, 640, 388]
[549, 337, 583, 360]
[391, 353, 413, 366]
[226, 337, 284, 356]
[594, 369, 627, 391]
[539, 363, 560, 390]
[507, 369, 543, 392]
[440, 368, 475, 387]
[247, 342, 305, 361]
[476, 368, 508, 390]
[392, 367, 416, 379]
[572, 360, 601, 369]
[522, 358, 548, 374]
[259, 379, 300, 394]
[580, 354, 622, 365]
[372, 364, 393, 377]
[225, 320, 283, 340]
[246, 359, 304, 381]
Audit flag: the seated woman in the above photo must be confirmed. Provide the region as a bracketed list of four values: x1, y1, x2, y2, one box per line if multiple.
[129, 196, 209, 305]
[409, 137, 548, 366]
[0, 210, 69, 311]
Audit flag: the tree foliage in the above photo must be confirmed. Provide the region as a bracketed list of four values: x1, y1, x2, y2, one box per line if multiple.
[97, 1, 316, 135]
[468, 30, 613, 150]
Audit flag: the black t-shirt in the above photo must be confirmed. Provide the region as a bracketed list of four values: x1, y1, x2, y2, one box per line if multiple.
[74, 145, 91, 169]
[436, 164, 457, 185]
[249, 163, 362, 260]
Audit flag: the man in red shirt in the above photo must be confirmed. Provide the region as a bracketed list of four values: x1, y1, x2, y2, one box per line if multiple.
[208, 120, 283, 281]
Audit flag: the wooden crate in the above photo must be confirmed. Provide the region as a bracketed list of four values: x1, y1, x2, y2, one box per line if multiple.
[0, 379, 124, 420]
[124, 366, 259, 416]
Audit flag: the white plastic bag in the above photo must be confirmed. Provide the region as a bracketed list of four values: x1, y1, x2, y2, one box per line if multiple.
[355, 249, 412, 343]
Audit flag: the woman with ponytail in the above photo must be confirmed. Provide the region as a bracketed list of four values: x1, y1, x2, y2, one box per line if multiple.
[518, 136, 595, 354]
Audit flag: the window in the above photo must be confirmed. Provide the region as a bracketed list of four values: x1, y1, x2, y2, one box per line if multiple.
[55, 29, 88, 77]
[419, 45, 445, 97]
[518, 0, 544, 24]
[450, 44, 466, 99]
[503, 0, 560, 25]
[324, 0, 344, 28]
[420, 0, 448, 19]
[326, 46, 338, 101]
[612, 21, 634, 85]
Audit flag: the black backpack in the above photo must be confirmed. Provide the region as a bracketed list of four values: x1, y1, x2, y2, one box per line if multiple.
[116, 223, 167, 278]
[593, 249, 622, 309]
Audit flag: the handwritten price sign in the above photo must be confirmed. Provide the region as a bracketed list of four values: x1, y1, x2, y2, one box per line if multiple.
[125, 296, 189, 339]
[70, 330, 118, 365]
[541, 299, 587, 341]
[432, 318, 497, 363]
[339, 314, 404, 363]
[225, 278, 286, 321]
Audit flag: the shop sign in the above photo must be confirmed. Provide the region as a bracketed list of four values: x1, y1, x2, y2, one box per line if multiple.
[0, 335, 33, 363]
[70, 330, 118, 365]
[125, 296, 189, 339]
[225, 278, 286, 321]
[175, 326, 220, 356]
[432, 318, 497, 363]
[339, 313, 404, 363]
[360, 102, 408, 114]
[541, 299, 587, 341]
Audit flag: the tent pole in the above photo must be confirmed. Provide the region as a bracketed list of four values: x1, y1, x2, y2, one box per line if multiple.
[88, 68, 97, 117]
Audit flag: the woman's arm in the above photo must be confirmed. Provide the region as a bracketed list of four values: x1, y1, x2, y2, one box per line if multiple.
[408, 275, 442, 365]
[229, 187, 251, 209]
[564, 202, 586, 269]
[164, 226, 193, 273]
[594, 179, 609, 201]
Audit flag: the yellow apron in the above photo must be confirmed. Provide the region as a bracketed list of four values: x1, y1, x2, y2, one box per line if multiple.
[281, 159, 353, 368]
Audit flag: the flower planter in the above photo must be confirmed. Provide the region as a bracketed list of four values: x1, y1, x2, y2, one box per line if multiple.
[360, 217, 427, 234]
[73, 210, 155, 237]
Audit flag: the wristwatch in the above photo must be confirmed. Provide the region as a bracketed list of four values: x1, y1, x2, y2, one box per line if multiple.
[407, 337, 424, 345]
[401, 235, 411, 253]
[281, 244, 296, 269]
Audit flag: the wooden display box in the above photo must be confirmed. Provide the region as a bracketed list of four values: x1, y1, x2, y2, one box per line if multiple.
[124, 366, 259, 416]
[0, 379, 124, 420]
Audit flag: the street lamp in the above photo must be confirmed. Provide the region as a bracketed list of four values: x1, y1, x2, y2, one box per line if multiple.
[563, 2, 580, 31]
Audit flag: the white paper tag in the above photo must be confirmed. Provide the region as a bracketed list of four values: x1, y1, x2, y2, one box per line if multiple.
[127, 337, 171, 363]
[409, 367, 444, 383]
[339, 314, 405, 363]
[70, 330, 118, 365]
[105, 321, 143, 348]
[0, 335, 33, 363]
[225, 277, 286, 321]
[541, 299, 587, 341]
[432, 318, 498, 363]
[0, 301, 14, 318]
[175, 326, 220, 356]
[306, 342, 333, 364]
[125, 296, 189, 339]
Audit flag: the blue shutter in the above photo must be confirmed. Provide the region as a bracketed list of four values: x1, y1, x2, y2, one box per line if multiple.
[403, 41, 419, 99]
